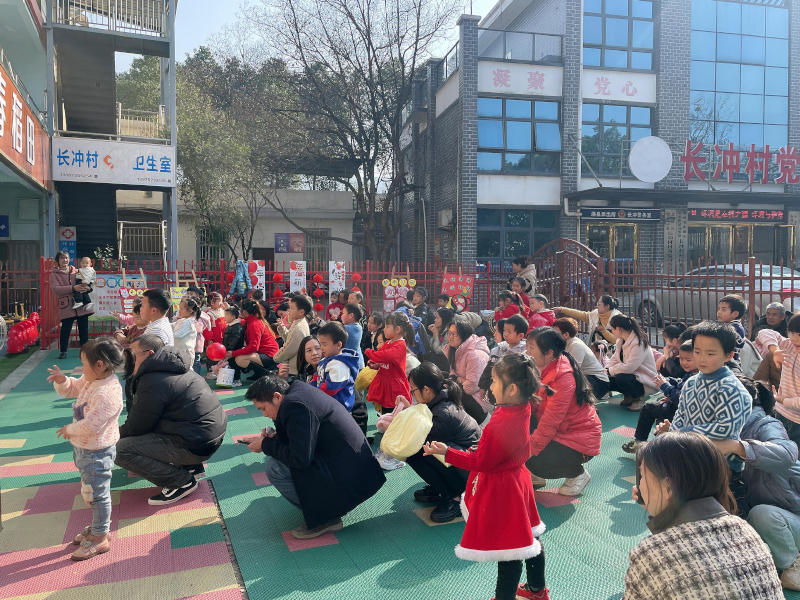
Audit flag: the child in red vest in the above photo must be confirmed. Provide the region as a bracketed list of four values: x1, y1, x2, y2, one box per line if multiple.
[424, 352, 549, 600]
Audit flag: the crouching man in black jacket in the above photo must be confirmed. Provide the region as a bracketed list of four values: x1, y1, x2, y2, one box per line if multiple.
[115, 334, 227, 506]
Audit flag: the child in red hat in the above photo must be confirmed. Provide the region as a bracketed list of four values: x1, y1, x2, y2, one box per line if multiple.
[424, 352, 549, 600]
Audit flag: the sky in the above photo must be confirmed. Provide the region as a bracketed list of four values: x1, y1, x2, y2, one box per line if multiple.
[116, 0, 499, 73]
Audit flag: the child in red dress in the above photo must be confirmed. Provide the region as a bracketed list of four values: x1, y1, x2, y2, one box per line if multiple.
[365, 311, 415, 471]
[424, 352, 549, 600]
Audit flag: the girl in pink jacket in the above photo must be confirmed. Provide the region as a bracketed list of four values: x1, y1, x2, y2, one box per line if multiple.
[48, 337, 124, 562]
[605, 314, 657, 412]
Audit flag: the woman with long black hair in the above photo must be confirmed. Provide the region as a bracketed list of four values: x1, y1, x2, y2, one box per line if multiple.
[605, 314, 658, 411]
[526, 327, 602, 497]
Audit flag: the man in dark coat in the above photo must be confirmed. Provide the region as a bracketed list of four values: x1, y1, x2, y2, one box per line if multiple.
[244, 376, 385, 539]
[116, 335, 228, 506]
[751, 302, 792, 340]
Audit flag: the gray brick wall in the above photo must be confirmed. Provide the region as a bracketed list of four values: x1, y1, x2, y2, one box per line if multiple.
[558, 0, 582, 241]
[458, 15, 480, 263]
[788, 0, 800, 196]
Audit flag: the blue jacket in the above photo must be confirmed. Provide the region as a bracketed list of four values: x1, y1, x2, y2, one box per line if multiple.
[313, 349, 360, 411]
[741, 406, 800, 514]
[344, 323, 364, 369]
[659, 370, 698, 407]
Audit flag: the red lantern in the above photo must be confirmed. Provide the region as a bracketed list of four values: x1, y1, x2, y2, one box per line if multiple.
[225, 272, 235, 284]
[273, 289, 284, 298]
[206, 342, 227, 361]
[250, 274, 258, 286]
[312, 274, 323, 283]
[248, 262, 258, 274]
[351, 285, 360, 292]
[274, 273, 284, 282]
[312, 288, 324, 297]
[314, 303, 324, 312]
[352, 273, 362, 282]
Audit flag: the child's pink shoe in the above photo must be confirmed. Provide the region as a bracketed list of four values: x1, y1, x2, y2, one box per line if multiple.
[516, 585, 550, 600]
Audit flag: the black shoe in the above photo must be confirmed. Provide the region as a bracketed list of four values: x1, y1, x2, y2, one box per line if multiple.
[148, 478, 198, 505]
[58, 351, 68, 360]
[185, 464, 206, 479]
[413, 485, 442, 503]
[430, 498, 462, 523]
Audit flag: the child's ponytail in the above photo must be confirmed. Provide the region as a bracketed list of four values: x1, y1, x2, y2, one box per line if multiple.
[491, 353, 541, 402]
[183, 297, 202, 320]
[386, 311, 415, 342]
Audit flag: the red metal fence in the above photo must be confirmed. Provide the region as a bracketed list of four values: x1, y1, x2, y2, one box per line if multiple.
[15, 246, 800, 350]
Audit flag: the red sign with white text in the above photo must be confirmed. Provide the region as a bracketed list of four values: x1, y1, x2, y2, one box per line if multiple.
[680, 140, 799, 186]
[0, 62, 50, 191]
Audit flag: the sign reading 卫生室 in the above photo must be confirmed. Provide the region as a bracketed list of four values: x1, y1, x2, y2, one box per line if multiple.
[51, 138, 176, 187]
[581, 208, 661, 221]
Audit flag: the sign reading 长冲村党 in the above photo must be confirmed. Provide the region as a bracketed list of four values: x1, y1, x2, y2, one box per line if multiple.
[51, 138, 176, 187]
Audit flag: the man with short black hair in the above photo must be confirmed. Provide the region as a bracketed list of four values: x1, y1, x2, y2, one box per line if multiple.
[116, 334, 227, 505]
[243, 376, 385, 539]
[141, 289, 174, 346]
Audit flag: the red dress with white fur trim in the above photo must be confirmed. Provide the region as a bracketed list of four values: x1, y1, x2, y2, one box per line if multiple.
[444, 401, 544, 562]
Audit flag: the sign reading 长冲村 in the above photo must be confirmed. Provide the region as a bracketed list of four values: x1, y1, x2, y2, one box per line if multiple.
[52, 138, 176, 187]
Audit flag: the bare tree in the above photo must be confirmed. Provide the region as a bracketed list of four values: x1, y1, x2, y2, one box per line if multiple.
[244, 0, 460, 261]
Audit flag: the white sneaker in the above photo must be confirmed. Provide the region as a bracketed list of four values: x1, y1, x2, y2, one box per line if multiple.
[376, 449, 405, 471]
[206, 373, 217, 380]
[530, 473, 547, 488]
[782, 555, 800, 590]
[231, 380, 242, 388]
[72, 302, 83, 309]
[84, 303, 94, 311]
[558, 468, 591, 496]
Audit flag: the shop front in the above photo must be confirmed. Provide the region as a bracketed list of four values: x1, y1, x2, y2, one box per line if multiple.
[581, 207, 660, 261]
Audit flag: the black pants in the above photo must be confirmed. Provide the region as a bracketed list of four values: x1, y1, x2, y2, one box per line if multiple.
[406, 449, 469, 498]
[228, 354, 278, 381]
[729, 468, 750, 519]
[351, 389, 368, 435]
[586, 374, 610, 399]
[777, 413, 800, 449]
[608, 373, 645, 398]
[59, 314, 89, 352]
[634, 401, 677, 441]
[526, 439, 589, 479]
[461, 394, 489, 424]
[72, 290, 92, 305]
[495, 548, 546, 600]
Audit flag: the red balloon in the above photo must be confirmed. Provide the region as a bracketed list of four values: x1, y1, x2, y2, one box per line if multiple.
[314, 303, 324, 312]
[248, 262, 258, 273]
[206, 342, 227, 361]
[225, 272, 234, 284]
[312, 274, 323, 283]
[274, 273, 284, 282]
[352, 273, 362, 282]
[6, 338, 25, 354]
[250, 274, 258, 286]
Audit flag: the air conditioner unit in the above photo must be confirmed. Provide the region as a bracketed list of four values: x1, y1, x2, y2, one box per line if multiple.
[438, 209, 454, 230]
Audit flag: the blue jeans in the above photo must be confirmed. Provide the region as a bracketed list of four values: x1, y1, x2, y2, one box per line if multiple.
[73, 445, 115, 536]
[748, 503, 800, 570]
[266, 457, 301, 510]
[192, 353, 202, 374]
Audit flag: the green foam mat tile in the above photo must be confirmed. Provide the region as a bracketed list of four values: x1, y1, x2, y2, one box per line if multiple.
[170, 522, 226, 549]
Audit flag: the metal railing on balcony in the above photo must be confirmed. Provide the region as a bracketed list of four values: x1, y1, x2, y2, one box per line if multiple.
[441, 41, 459, 84]
[54, 0, 168, 37]
[118, 220, 167, 263]
[0, 46, 45, 126]
[117, 103, 165, 139]
[478, 29, 563, 64]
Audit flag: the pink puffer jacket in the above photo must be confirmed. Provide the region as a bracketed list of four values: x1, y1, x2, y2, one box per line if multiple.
[443, 334, 491, 408]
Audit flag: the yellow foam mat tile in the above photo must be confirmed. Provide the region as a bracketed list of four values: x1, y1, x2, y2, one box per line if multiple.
[0, 455, 55, 466]
[116, 506, 219, 539]
[411, 506, 464, 527]
[71, 490, 121, 511]
[1, 487, 39, 514]
[3, 564, 239, 600]
[0, 439, 26, 448]
[0, 511, 71, 553]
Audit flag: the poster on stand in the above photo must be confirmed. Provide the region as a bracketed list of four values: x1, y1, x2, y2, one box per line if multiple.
[441, 274, 474, 312]
[170, 287, 188, 313]
[118, 287, 145, 315]
[329, 261, 346, 302]
[89, 273, 143, 318]
[290, 261, 307, 293]
[249, 260, 265, 290]
[383, 277, 416, 312]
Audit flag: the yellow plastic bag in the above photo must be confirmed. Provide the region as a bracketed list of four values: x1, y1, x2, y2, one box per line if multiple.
[380, 404, 433, 460]
[355, 367, 378, 391]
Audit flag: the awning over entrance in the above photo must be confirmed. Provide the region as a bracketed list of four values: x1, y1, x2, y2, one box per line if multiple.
[565, 186, 800, 205]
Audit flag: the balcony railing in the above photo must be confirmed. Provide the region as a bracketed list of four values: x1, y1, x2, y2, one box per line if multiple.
[441, 41, 459, 83]
[117, 103, 165, 139]
[54, 0, 168, 37]
[478, 29, 563, 64]
[0, 46, 45, 126]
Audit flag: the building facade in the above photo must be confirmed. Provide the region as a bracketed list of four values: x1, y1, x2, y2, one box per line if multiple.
[402, 0, 800, 269]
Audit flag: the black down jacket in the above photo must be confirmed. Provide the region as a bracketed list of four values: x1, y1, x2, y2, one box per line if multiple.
[425, 390, 482, 450]
[260, 380, 385, 529]
[120, 347, 227, 454]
